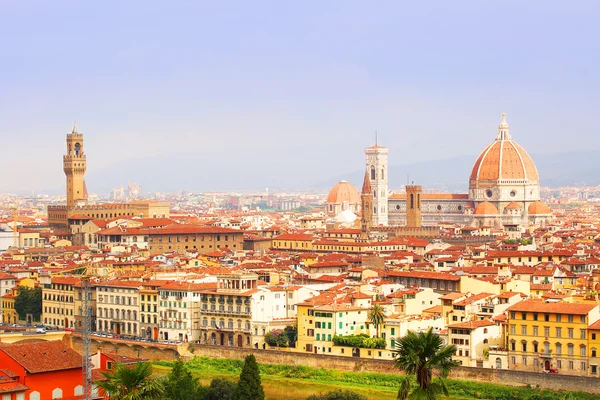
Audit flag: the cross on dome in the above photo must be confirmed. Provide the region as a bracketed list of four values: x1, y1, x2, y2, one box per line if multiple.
[496, 113, 512, 141]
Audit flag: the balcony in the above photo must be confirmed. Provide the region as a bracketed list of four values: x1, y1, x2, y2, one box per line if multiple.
[201, 309, 251, 317]
[539, 351, 553, 358]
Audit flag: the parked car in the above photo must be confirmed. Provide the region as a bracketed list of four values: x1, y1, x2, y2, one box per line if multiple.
[35, 328, 46, 334]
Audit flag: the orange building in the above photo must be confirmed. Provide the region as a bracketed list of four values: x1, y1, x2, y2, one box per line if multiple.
[0, 340, 92, 400]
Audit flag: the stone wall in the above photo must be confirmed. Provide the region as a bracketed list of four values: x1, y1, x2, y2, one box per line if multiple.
[68, 335, 600, 394]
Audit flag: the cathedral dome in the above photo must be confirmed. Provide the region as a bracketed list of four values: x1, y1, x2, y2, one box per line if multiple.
[327, 181, 360, 204]
[470, 114, 539, 183]
[505, 201, 522, 210]
[474, 201, 499, 215]
[528, 201, 551, 215]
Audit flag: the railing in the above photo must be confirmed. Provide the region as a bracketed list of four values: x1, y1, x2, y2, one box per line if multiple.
[201, 309, 251, 317]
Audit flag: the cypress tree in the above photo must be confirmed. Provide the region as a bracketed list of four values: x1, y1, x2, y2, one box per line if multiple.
[232, 354, 265, 400]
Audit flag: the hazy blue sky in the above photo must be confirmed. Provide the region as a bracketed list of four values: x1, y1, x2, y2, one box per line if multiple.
[1, 1, 599, 193]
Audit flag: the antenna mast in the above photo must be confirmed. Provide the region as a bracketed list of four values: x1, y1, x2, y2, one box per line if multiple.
[81, 276, 92, 399]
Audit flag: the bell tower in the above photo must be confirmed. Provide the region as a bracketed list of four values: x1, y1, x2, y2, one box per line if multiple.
[360, 169, 373, 240]
[406, 185, 422, 227]
[63, 122, 87, 207]
[365, 140, 388, 226]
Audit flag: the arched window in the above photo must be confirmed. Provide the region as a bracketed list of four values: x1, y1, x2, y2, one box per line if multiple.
[370, 166, 376, 180]
[381, 168, 385, 180]
[74, 142, 81, 156]
[483, 328, 488, 334]
[410, 194, 414, 209]
[74, 385, 84, 396]
[30, 391, 41, 400]
[495, 358, 502, 369]
[52, 388, 63, 399]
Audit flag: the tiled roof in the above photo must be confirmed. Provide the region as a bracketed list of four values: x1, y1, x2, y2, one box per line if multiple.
[0, 341, 82, 374]
[507, 299, 598, 315]
[448, 320, 495, 329]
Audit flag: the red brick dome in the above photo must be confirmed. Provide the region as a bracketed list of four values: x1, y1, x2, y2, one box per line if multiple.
[505, 201, 522, 210]
[528, 201, 551, 215]
[474, 201, 499, 215]
[470, 114, 539, 182]
[327, 180, 360, 204]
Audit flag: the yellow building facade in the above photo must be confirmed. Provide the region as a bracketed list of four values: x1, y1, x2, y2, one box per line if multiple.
[507, 299, 600, 376]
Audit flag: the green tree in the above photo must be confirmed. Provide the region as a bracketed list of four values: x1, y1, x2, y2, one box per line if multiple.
[368, 304, 385, 338]
[14, 287, 42, 322]
[204, 378, 236, 400]
[162, 360, 205, 400]
[96, 362, 163, 400]
[264, 329, 289, 347]
[232, 354, 265, 400]
[307, 389, 368, 400]
[393, 328, 459, 400]
[284, 324, 298, 348]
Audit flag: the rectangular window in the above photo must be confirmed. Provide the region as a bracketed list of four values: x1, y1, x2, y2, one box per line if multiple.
[544, 327, 550, 337]
[510, 324, 516, 335]
[521, 325, 527, 335]
[568, 328, 574, 339]
[556, 327, 562, 338]
[533, 326, 538, 336]
[568, 315, 574, 323]
[556, 314, 561, 322]
[521, 312, 527, 320]
[581, 329, 586, 339]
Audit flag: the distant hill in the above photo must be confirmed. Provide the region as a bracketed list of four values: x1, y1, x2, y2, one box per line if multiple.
[80, 150, 600, 195]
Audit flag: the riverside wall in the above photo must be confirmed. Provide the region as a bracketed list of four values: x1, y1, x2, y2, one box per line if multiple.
[69, 335, 600, 394]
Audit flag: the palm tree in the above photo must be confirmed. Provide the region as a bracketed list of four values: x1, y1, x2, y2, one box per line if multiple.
[96, 362, 164, 400]
[368, 304, 386, 338]
[393, 328, 459, 400]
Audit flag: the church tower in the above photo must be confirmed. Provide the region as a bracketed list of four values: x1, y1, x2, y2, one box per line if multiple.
[63, 123, 87, 207]
[360, 169, 373, 240]
[365, 141, 388, 226]
[406, 185, 422, 227]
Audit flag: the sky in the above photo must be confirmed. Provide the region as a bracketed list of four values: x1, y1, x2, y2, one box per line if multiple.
[1, 1, 599, 194]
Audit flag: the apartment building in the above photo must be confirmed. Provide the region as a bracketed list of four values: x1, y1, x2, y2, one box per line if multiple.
[96, 280, 141, 336]
[199, 273, 258, 347]
[146, 225, 242, 255]
[447, 320, 502, 367]
[158, 281, 203, 342]
[506, 299, 600, 375]
[139, 281, 162, 340]
[42, 277, 79, 328]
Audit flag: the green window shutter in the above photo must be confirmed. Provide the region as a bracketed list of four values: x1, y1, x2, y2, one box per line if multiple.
[316, 333, 320, 340]
[391, 328, 395, 335]
[328, 322, 331, 329]
[339, 322, 343, 329]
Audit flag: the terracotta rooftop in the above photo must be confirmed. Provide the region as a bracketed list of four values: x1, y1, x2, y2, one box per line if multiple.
[0, 341, 81, 374]
[507, 299, 598, 315]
